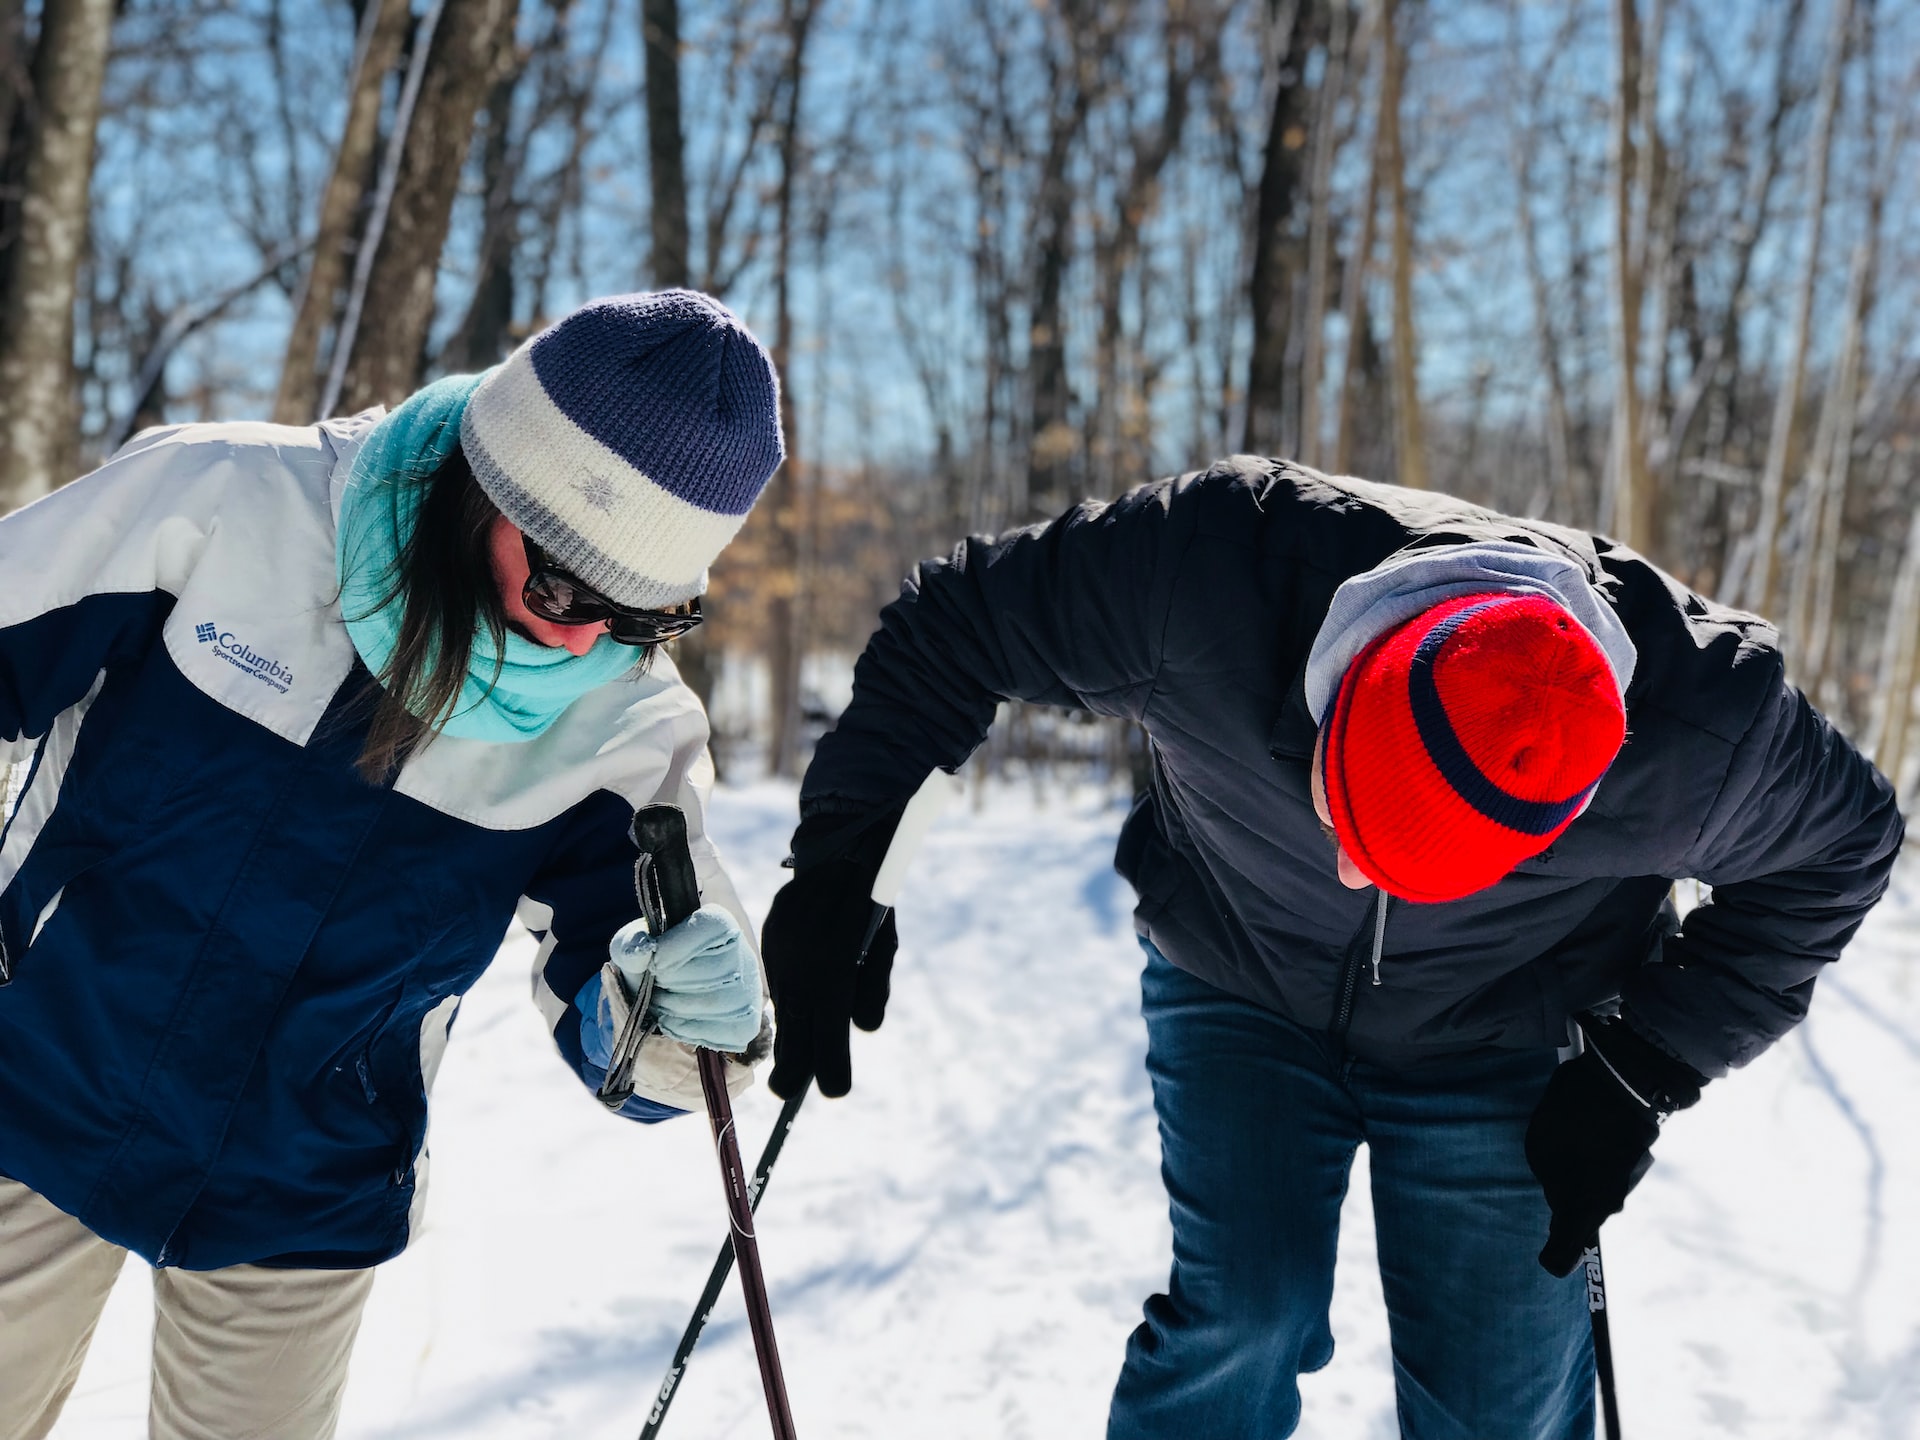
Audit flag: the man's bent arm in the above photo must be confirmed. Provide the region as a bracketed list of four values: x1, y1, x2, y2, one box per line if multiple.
[802, 477, 1198, 812]
[1621, 669, 1905, 1078]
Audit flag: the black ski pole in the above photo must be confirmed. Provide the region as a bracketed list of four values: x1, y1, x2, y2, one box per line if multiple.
[1557, 1019, 1624, 1440]
[1581, 1240, 1623, 1440]
[621, 805, 799, 1440]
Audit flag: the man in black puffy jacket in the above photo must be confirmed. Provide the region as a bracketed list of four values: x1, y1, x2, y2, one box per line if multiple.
[761, 458, 1904, 1440]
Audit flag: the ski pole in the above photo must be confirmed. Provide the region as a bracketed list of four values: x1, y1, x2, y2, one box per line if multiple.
[1581, 1240, 1623, 1440]
[636, 769, 960, 1439]
[638, 1087, 806, 1440]
[1558, 1021, 1623, 1440]
[694, 1039, 796, 1439]
[623, 804, 799, 1440]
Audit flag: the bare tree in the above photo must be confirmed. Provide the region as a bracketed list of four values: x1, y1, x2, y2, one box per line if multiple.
[765, 0, 818, 778]
[272, 0, 411, 425]
[1331, 0, 1382, 478]
[1787, 3, 1905, 695]
[1868, 458, 1919, 804]
[331, 0, 521, 415]
[441, 6, 555, 375]
[1649, 0, 1806, 579]
[518, 0, 616, 326]
[644, 0, 690, 290]
[1604, 0, 1651, 549]
[1025, 0, 1100, 520]
[1088, 2, 1217, 489]
[0, 0, 27, 185]
[946, 0, 1028, 530]
[0, 0, 115, 508]
[1243, 0, 1320, 457]
[1744, 0, 1851, 615]
[0, 0, 38, 278]
[1297, 0, 1351, 470]
[1505, 0, 1580, 520]
[1380, 0, 1423, 489]
[642, 0, 723, 719]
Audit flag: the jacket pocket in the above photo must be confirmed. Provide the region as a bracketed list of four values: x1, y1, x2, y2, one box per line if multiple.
[0, 850, 109, 986]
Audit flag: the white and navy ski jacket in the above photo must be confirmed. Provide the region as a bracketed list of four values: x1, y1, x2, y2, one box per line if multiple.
[0, 414, 756, 1270]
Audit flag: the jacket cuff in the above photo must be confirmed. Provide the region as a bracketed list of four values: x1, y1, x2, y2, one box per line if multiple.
[787, 801, 907, 872]
[1580, 1013, 1708, 1115]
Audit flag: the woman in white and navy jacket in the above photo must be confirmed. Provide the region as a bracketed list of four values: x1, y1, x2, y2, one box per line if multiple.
[0, 291, 780, 1440]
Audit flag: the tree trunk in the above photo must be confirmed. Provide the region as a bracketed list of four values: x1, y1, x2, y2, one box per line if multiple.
[1744, 0, 1850, 616]
[765, 0, 817, 779]
[643, 0, 690, 290]
[0, 0, 113, 510]
[643, 0, 719, 724]
[1605, 0, 1649, 549]
[0, 0, 32, 280]
[1505, 0, 1575, 521]
[441, 42, 532, 374]
[1789, 31, 1899, 700]
[1242, 0, 1319, 457]
[1297, 0, 1348, 469]
[1380, 0, 1424, 489]
[333, 0, 520, 416]
[1869, 459, 1920, 805]
[1655, 0, 1802, 517]
[1091, 3, 1206, 490]
[1785, 235, 1865, 690]
[0, 0, 26, 179]
[1026, 2, 1095, 520]
[273, 0, 412, 424]
[1331, 6, 1381, 478]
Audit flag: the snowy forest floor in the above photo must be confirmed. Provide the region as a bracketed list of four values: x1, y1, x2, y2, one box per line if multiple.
[50, 777, 1920, 1439]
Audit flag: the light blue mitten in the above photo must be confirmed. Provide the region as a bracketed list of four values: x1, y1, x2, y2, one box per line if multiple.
[608, 904, 764, 1052]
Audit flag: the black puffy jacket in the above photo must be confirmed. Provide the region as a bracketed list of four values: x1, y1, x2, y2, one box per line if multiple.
[800, 458, 1906, 1075]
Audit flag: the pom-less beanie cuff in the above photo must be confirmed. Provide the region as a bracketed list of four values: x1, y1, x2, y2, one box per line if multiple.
[460, 289, 784, 609]
[1321, 591, 1627, 902]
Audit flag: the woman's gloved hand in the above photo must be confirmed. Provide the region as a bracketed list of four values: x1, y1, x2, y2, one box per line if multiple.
[608, 904, 763, 1052]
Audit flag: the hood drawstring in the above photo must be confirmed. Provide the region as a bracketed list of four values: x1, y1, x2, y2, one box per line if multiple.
[1369, 889, 1389, 986]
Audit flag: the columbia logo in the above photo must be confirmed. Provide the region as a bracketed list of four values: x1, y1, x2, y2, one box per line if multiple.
[196, 624, 295, 694]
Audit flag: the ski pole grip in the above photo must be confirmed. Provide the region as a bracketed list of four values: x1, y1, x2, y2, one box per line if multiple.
[629, 805, 703, 935]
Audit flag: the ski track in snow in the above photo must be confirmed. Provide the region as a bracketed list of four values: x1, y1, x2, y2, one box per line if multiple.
[47, 780, 1920, 1439]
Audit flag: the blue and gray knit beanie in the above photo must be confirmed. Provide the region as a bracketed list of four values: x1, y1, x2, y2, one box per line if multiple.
[459, 289, 784, 608]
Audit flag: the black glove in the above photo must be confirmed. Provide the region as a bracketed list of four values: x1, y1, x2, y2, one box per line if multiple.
[763, 805, 904, 1100]
[1525, 1015, 1706, 1277]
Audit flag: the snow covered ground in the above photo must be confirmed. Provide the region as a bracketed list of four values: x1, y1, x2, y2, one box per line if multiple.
[49, 777, 1920, 1439]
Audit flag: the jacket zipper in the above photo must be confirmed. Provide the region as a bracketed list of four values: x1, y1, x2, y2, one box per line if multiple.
[1329, 889, 1389, 1041]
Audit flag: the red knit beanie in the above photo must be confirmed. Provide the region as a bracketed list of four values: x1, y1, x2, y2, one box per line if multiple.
[1320, 592, 1626, 902]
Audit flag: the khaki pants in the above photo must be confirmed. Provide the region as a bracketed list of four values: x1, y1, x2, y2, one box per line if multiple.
[0, 1178, 375, 1440]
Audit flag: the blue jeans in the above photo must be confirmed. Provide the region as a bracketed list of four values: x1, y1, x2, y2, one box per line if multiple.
[1109, 943, 1594, 1440]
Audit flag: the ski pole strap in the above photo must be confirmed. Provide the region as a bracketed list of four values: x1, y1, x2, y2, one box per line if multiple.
[598, 806, 703, 1108]
[598, 968, 656, 1108]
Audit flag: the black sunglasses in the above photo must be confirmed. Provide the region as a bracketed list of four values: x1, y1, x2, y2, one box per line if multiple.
[521, 535, 704, 646]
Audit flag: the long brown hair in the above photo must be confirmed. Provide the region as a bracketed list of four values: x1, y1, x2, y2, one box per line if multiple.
[350, 446, 507, 783]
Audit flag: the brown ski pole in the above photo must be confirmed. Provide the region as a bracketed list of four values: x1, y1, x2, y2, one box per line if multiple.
[621, 804, 799, 1440]
[696, 1047, 798, 1439]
